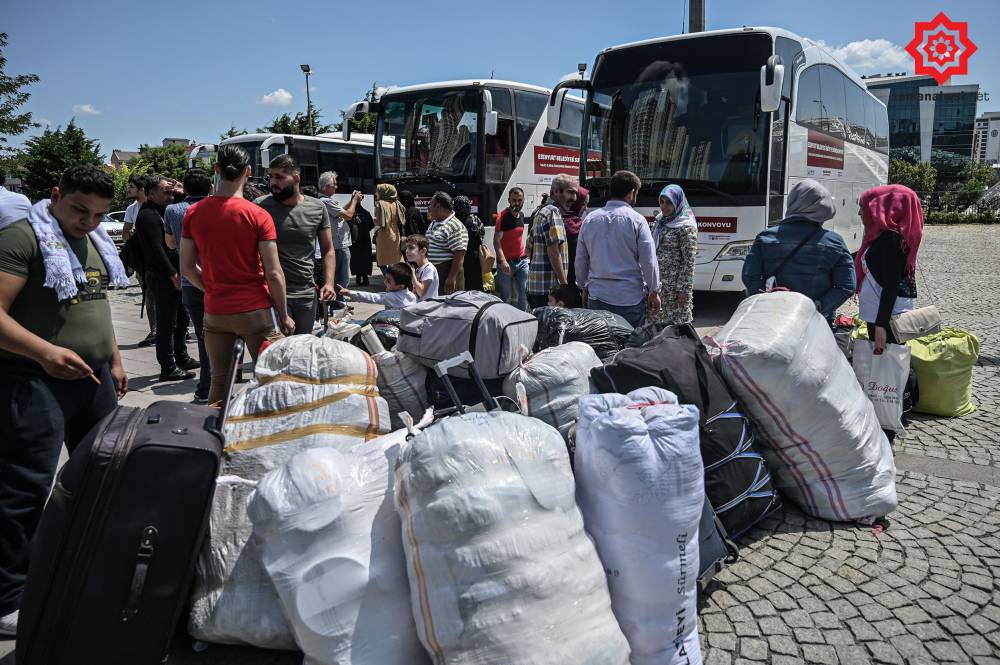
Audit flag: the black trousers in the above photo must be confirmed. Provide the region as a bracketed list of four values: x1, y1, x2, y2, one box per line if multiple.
[0, 364, 117, 615]
[182, 285, 210, 397]
[147, 272, 190, 373]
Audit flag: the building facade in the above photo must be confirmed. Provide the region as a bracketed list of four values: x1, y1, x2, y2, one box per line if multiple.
[863, 74, 979, 163]
[974, 111, 1000, 165]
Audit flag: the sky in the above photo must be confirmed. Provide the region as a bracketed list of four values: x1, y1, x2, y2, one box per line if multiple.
[4, 0, 999, 157]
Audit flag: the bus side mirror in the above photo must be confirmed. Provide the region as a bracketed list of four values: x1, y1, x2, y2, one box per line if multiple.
[341, 101, 370, 141]
[547, 89, 568, 130]
[482, 89, 499, 136]
[760, 55, 785, 114]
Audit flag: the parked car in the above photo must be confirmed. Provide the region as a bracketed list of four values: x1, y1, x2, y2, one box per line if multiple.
[102, 215, 125, 248]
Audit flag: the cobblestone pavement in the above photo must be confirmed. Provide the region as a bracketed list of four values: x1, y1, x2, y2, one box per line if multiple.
[699, 225, 1000, 664]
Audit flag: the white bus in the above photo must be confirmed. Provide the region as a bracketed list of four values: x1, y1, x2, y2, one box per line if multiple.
[214, 133, 393, 214]
[548, 27, 889, 291]
[344, 80, 586, 227]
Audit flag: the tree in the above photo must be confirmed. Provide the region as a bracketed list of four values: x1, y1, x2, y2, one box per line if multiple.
[135, 143, 190, 180]
[20, 120, 103, 201]
[0, 32, 40, 171]
[888, 159, 936, 195]
[220, 124, 248, 141]
[258, 107, 333, 135]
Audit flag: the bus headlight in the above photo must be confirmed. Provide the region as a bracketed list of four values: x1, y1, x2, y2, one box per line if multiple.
[715, 241, 752, 261]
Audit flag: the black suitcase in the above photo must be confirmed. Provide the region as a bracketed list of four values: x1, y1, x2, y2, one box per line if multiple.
[16, 340, 245, 665]
[593, 324, 781, 539]
[697, 496, 739, 590]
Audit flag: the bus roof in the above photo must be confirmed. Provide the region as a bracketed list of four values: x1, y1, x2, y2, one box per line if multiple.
[220, 132, 392, 148]
[596, 27, 870, 89]
[380, 79, 551, 97]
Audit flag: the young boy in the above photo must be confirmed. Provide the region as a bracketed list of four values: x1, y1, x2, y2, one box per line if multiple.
[404, 234, 439, 301]
[339, 262, 417, 309]
[547, 283, 581, 308]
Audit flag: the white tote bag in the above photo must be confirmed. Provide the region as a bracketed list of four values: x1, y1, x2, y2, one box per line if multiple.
[852, 340, 911, 435]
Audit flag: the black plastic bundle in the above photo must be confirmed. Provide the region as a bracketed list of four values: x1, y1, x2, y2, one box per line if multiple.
[351, 309, 402, 351]
[533, 307, 633, 361]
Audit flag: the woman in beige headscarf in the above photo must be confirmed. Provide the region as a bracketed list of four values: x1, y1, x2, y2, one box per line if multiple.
[374, 183, 405, 269]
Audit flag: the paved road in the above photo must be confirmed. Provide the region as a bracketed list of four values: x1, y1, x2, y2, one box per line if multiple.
[3, 226, 996, 663]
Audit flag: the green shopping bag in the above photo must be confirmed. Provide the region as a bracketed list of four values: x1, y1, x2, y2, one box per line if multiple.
[906, 328, 979, 417]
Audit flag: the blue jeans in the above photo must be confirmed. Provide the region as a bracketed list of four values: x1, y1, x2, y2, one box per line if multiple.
[182, 285, 210, 398]
[496, 257, 529, 311]
[588, 297, 647, 328]
[335, 247, 351, 301]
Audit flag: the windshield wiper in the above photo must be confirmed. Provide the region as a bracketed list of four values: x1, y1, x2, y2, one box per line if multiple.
[386, 172, 457, 189]
[641, 179, 742, 206]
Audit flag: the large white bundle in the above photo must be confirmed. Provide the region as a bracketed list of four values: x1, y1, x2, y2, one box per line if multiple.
[248, 436, 429, 665]
[374, 350, 430, 430]
[189, 336, 391, 648]
[576, 387, 704, 665]
[502, 342, 602, 440]
[394, 411, 630, 665]
[711, 292, 897, 521]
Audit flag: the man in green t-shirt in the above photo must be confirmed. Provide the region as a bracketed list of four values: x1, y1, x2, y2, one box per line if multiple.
[0, 165, 128, 636]
[256, 154, 334, 334]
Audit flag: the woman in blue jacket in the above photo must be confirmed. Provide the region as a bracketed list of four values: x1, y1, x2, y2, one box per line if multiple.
[742, 179, 856, 321]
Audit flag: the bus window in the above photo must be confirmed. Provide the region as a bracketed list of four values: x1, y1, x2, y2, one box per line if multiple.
[486, 87, 515, 183]
[863, 94, 877, 149]
[818, 65, 847, 140]
[514, 90, 547, 154]
[769, 36, 803, 223]
[874, 100, 889, 154]
[543, 98, 583, 148]
[845, 81, 868, 146]
[796, 66, 823, 129]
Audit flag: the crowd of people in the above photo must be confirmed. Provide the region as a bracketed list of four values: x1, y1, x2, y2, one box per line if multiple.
[0, 145, 926, 637]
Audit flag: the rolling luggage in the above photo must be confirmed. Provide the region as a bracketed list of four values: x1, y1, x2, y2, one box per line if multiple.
[593, 324, 781, 539]
[698, 496, 738, 590]
[16, 340, 244, 665]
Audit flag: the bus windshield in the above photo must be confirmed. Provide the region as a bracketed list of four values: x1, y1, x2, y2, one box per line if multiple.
[378, 88, 479, 182]
[585, 33, 772, 203]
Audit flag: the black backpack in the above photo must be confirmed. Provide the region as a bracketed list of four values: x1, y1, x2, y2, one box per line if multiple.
[592, 324, 781, 539]
[119, 232, 145, 278]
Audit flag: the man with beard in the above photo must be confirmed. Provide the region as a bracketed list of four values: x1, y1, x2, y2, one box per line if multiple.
[494, 187, 529, 311]
[256, 154, 334, 334]
[135, 175, 198, 381]
[526, 174, 577, 310]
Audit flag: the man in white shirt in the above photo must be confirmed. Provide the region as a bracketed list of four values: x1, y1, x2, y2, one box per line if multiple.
[0, 173, 30, 227]
[122, 174, 157, 345]
[318, 171, 363, 301]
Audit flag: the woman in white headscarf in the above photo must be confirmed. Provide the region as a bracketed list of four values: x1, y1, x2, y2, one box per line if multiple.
[649, 184, 698, 325]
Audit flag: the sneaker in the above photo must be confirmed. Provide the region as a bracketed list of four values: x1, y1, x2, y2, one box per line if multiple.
[0, 610, 17, 638]
[177, 356, 201, 371]
[138, 331, 157, 347]
[185, 332, 194, 342]
[192, 394, 210, 405]
[159, 367, 195, 382]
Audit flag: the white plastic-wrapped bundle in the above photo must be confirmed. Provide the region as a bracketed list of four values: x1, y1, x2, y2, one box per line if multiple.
[502, 342, 602, 441]
[374, 350, 430, 430]
[710, 292, 897, 522]
[189, 336, 391, 648]
[248, 436, 429, 665]
[575, 387, 704, 665]
[394, 411, 630, 665]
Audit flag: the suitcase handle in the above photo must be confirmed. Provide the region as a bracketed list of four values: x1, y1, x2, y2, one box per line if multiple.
[433, 352, 500, 413]
[121, 526, 158, 623]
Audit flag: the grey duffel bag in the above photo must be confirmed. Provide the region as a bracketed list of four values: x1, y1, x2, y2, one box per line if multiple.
[398, 291, 538, 379]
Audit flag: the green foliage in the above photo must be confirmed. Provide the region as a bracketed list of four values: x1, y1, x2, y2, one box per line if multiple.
[334, 82, 380, 134]
[110, 161, 150, 211]
[20, 120, 103, 201]
[888, 159, 937, 194]
[136, 143, 191, 181]
[925, 210, 999, 225]
[0, 32, 40, 170]
[258, 107, 333, 135]
[220, 124, 248, 141]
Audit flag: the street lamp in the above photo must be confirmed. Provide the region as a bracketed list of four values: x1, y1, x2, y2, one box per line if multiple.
[300, 64, 314, 136]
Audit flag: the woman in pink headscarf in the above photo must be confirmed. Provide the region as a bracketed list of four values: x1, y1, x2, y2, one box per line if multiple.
[855, 184, 924, 353]
[564, 185, 589, 296]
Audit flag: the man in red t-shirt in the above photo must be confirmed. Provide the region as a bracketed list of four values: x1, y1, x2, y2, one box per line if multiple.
[180, 144, 294, 403]
[493, 187, 529, 311]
